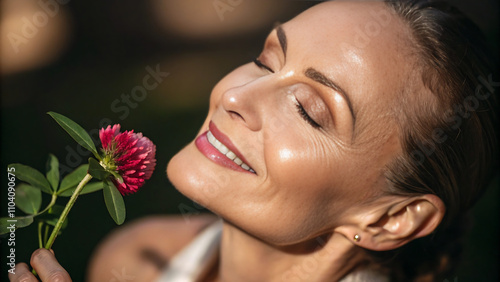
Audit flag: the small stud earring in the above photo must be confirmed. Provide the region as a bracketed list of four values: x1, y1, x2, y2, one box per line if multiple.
[353, 234, 360, 242]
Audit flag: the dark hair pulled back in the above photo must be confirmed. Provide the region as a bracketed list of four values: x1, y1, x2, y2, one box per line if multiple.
[377, 0, 498, 280]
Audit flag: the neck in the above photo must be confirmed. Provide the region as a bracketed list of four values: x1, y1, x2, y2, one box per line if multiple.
[217, 221, 366, 282]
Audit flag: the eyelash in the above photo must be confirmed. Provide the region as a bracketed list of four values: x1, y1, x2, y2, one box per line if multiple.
[296, 102, 321, 129]
[253, 58, 274, 73]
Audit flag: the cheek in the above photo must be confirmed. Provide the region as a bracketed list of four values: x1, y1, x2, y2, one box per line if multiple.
[245, 129, 356, 242]
[266, 127, 346, 196]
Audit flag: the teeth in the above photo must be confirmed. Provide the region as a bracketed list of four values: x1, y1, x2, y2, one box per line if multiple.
[234, 157, 243, 165]
[207, 131, 254, 173]
[219, 145, 229, 154]
[226, 151, 236, 160]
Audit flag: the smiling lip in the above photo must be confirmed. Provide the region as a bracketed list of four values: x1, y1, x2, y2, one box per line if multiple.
[195, 121, 255, 174]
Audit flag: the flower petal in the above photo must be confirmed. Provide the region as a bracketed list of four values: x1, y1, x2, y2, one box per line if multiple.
[99, 124, 121, 150]
[100, 125, 156, 195]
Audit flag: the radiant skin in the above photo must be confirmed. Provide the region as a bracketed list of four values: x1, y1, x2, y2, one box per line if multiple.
[9, 1, 445, 282]
[169, 1, 402, 245]
[167, 1, 444, 281]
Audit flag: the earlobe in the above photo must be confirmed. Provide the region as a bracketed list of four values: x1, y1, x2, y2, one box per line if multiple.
[335, 195, 445, 251]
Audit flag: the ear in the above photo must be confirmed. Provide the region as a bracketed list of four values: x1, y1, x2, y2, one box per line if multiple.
[335, 194, 445, 251]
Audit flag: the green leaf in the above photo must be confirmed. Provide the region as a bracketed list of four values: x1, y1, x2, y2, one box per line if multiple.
[109, 171, 123, 184]
[103, 180, 125, 225]
[59, 164, 88, 193]
[46, 154, 60, 191]
[9, 164, 52, 194]
[47, 112, 99, 159]
[58, 181, 104, 197]
[88, 158, 111, 180]
[48, 205, 65, 216]
[15, 184, 42, 214]
[0, 216, 34, 235]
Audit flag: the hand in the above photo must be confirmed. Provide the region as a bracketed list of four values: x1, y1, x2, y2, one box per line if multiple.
[8, 249, 72, 282]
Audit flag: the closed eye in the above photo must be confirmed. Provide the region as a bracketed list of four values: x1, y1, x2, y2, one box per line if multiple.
[253, 58, 274, 73]
[296, 102, 321, 129]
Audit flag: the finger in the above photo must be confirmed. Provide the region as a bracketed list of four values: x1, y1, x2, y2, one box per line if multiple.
[8, 262, 38, 282]
[30, 248, 72, 282]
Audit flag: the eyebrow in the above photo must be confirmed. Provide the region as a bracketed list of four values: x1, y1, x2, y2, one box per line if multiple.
[274, 25, 356, 130]
[276, 25, 287, 58]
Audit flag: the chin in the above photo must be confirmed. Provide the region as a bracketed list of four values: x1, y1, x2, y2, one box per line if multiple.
[167, 141, 223, 210]
[167, 142, 197, 198]
[166, 139, 306, 245]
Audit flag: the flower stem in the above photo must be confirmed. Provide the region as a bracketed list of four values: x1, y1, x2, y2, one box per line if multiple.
[38, 222, 43, 249]
[40, 194, 58, 215]
[44, 173, 93, 250]
[44, 225, 49, 246]
[35, 194, 57, 248]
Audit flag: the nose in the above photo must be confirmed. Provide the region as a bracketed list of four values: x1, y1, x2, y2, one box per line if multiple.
[221, 80, 270, 131]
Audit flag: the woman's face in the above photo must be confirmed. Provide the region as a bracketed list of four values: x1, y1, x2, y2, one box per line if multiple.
[168, 1, 416, 244]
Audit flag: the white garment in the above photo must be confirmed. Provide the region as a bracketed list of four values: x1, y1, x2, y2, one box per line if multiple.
[155, 220, 222, 282]
[156, 220, 389, 282]
[339, 268, 389, 282]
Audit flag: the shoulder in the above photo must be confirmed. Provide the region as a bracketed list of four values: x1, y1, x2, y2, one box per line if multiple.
[87, 214, 218, 281]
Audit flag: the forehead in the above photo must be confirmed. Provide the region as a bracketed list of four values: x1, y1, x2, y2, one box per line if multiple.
[282, 1, 417, 135]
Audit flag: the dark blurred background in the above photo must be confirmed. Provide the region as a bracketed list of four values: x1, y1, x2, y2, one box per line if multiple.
[1, 0, 498, 281]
